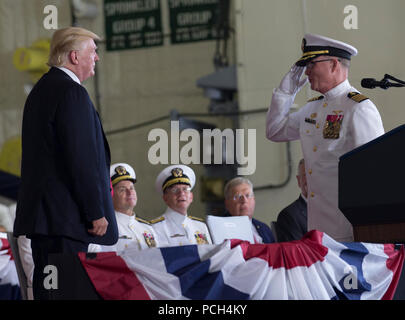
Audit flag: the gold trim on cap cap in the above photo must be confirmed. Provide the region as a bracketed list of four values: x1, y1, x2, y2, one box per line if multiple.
[112, 175, 135, 186]
[297, 50, 330, 63]
[162, 177, 191, 191]
[302, 50, 329, 57]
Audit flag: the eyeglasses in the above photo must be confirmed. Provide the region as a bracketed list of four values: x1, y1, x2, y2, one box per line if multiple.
[166, 186, 191, 195]
[306, 58, 335, 69]
[231, 193, 254, 202]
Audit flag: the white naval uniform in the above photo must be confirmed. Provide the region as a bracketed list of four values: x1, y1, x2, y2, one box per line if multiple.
[151, 207, 212, 247]
[266, 80, 384, 241]
[89, 211, 158, 252]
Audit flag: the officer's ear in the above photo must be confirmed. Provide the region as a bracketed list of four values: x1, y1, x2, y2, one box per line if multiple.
[330, 58, 340, 73]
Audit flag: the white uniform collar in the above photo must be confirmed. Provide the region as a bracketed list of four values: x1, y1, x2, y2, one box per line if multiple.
[324, 79, 351, 100]
[57, 67, 81, 85]
[164, 206, 187, 224]
[115, 210, 136, 225]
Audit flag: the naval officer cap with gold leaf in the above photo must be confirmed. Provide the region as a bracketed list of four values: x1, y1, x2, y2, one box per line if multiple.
[155, 164, 196, 196]
[110, 163, 136, 186]
[296, 33, 358, 67]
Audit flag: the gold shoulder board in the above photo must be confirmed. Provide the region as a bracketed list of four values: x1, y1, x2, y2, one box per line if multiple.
[307, 95, 324, 102]
[188, 215, 205, 222]
[135, 216, 151, 225]
[150, 216, 165, 224]
[348, 92, 369, 103]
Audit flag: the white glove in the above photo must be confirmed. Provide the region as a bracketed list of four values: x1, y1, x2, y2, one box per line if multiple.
[278, 65, 308, 96]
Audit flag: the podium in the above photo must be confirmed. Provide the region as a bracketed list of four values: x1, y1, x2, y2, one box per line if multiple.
[339, 124, 405, 243]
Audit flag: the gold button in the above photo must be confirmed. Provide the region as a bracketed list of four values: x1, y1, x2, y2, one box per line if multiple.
[311, 192, 315, 198]
[323, 103, 328, 108]
[306, 130, 310, 133]
[308, 169, 312, 175]
[313, 146, 317, 152]
[316, 123, 320, 129]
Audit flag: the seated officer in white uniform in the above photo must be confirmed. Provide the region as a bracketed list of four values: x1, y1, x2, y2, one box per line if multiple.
[151, 165, 212, 247]
[89, 163, 158, 252]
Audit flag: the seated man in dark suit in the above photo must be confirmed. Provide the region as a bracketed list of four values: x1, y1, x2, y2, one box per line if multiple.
[276, 159, 308, 242]
[224, 177, 275, 243]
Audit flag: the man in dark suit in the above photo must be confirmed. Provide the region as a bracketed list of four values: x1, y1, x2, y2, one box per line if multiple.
[275, 159, 308, 242]
[224, 177, 275, 243]
[14, 27, 118, 299]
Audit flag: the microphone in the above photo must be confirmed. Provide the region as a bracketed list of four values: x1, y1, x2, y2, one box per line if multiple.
[361, 77, 404, 89]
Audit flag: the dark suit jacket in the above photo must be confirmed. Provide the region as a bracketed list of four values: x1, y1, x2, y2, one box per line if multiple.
[275, 195, 307, 242]
[252, 218, 275, 243]
[14, 67, 118, 245]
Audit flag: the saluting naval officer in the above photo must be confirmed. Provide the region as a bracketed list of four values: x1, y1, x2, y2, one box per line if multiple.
[151, 165, 212, 246]
[89, 163, 158, 252]
[266, 34, 384, 242]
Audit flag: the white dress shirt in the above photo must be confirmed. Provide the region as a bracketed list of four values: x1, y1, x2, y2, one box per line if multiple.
[56, 67, 81, 84]
[251, 222, 263, 244]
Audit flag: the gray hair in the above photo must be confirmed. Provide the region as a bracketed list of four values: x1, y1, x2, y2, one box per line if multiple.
[224, 177, 253, 199]
[339, 58, 351, 69]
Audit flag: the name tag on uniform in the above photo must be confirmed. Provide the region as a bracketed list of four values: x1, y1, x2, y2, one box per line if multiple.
[119, 235, 132, 239]
[305, 118, 316, 124]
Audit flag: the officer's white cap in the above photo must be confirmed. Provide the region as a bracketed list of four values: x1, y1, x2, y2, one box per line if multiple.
[155, 165, 195, 195]
[296, 33, 358, 66]
[110, 163, 136, 186]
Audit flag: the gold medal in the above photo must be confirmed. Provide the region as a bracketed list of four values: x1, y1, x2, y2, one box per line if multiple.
[323, 114, 344, 139]
[143, 232, 156, 248]
[194, 231, 209, 245]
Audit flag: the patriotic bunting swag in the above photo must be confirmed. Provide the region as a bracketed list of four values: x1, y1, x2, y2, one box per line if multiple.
[79, 231, 404, 300]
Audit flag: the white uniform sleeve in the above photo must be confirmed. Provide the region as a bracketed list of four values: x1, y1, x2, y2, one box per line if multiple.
[349, 100, 385, 147]
[17, 236, 34, 287]
[266, 89, 302, 142]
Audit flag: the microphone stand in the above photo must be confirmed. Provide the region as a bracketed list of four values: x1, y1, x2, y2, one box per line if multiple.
[380, 74, 405, 89]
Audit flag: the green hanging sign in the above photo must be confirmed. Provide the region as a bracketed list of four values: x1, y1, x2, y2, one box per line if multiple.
[168, 0, 219, 44]
[104, 0, 164, 51]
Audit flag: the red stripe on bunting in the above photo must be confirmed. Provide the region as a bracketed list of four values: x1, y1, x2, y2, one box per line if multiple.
[78, 252, 150, 300]
[382, 244, 405, 300]
[0, 237, 13, 260]
[231, 230, 328, 269]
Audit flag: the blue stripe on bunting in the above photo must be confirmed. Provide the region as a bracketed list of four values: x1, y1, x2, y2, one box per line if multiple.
[337, 242, 372, 299]
[160, 245, 249, 300]
[0, 283, 21, 300]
